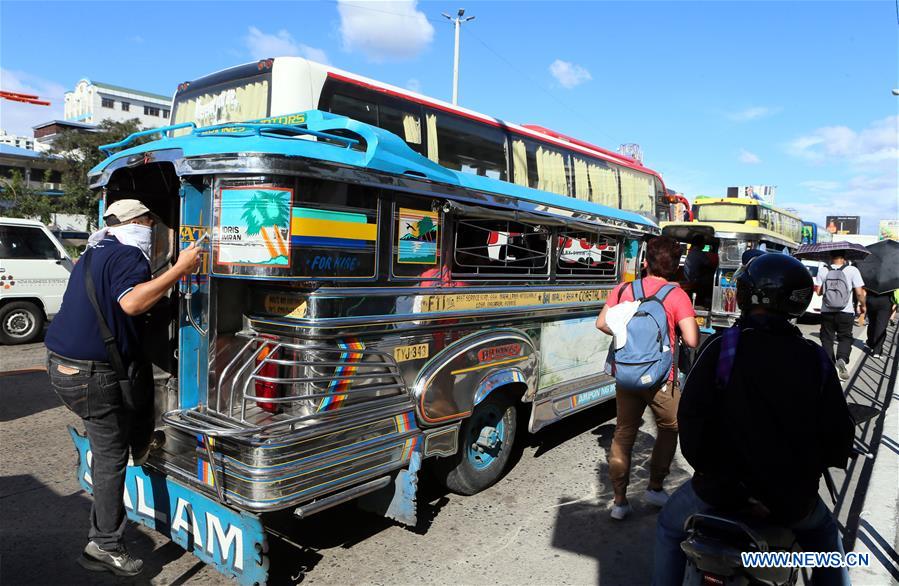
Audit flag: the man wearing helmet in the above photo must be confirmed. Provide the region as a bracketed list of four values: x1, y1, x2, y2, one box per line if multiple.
[651, 254, 854, 585]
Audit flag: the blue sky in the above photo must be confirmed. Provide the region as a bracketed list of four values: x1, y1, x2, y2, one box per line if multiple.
[2, 0, 896, 233]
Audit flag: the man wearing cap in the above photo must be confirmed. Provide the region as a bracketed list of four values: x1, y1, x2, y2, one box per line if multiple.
[46, 199, 200, 576]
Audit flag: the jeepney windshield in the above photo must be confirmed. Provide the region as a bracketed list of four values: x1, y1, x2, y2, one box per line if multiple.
[695, 204, 751, 223]
[719, 239, 752, 264]
[172, 72, 271, 133]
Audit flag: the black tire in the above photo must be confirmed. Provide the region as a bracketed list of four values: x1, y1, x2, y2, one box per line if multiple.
[436, 392, 518, 495]
[0, 301, 45, 345]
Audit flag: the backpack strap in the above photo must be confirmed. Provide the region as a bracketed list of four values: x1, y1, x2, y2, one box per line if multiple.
[83, 249, 130, 383]
[631, 279, 645, 301]
[655, 283, 677, 302]
[715, 325, 742, 389]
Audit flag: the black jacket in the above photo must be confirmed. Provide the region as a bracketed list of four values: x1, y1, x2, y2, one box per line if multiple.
[678, 314, 854, 524]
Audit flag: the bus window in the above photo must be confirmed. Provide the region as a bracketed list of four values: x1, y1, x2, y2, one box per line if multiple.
[329, 93, 378, 126]
[429, 111, 507, 180]
[619, 167, 654, 216]
[570, 155, 619, 207]
[556, 231, 619, 281]
[453, 217, 549, 277]
[172, 73, 270, 132]
[512, 136, 570, 196]
[695, 203, 750, 223]
[379, 102, 423, 151]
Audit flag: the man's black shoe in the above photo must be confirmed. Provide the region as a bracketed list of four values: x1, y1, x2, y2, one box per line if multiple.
[78, 541, 143, 576]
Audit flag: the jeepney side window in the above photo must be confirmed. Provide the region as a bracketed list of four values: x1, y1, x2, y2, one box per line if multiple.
[391, 194, 442, 279]
[211, 176, 379, 279]
[556, 230, 620, 281]
[452, 216, 549, 278]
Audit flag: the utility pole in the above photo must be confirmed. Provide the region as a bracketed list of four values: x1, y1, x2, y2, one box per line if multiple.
[442, 9, 475, 105]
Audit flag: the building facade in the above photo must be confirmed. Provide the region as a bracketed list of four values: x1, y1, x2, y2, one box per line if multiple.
[32, 120, 97, 153]
[64, 78, 171, 128]
[0, 130, 36, 151]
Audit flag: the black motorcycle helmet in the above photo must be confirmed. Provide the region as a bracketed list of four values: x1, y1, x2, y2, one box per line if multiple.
[735, 253, 813, 317]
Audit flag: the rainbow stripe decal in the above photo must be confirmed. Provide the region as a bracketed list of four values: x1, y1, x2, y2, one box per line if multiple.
[196, 435, 217, 487]
[400, 436, 420, 462]
[318, 339, 365, 411]
[394, 411, 415, 434]
[290, 207, 376, 250]
[197, 459, 216, 487]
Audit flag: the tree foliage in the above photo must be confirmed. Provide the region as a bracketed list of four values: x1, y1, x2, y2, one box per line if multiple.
[1, 169, 55, 224]
[50, 118, 144, 228]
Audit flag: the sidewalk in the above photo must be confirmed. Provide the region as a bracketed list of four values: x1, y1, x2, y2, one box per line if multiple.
[829, 323, 899, 584]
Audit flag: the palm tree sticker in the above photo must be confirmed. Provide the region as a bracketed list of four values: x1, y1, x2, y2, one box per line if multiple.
[398, 208, 438, 264]
[218, 187, 292, 266]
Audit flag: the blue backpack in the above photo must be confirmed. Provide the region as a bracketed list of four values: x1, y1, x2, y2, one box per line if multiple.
[605, 280, 676, 391]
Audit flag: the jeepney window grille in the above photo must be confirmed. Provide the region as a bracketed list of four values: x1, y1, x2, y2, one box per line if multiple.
[452, 217, 549, 277]
[556, 231, 619, 280]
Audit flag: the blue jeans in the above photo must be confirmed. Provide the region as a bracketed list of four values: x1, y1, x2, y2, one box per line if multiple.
[653, 479, 849, 586]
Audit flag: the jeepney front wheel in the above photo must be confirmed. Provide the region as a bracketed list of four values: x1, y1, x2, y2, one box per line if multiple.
[437, 392, 518, 495]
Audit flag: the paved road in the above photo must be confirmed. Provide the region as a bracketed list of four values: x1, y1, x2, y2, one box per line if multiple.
[1, 321, 895, 585]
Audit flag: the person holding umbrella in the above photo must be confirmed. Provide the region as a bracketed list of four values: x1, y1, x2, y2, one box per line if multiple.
[856, 239, 899, 359]
[796, 242, 871, 381]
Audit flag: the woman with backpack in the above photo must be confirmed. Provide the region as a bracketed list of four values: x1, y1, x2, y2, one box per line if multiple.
[595, 236, 700, 520]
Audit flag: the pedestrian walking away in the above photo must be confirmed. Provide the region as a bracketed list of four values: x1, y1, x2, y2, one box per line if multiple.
[595, 236, 700, 521]
[653, 254, 853, 586]
[865, 289, 896, 358]
[44, 199, 201, 577]
[814, 251, 865, 380]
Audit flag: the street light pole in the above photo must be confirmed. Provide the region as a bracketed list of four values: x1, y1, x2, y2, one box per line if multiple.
[442, 9, 475, 105]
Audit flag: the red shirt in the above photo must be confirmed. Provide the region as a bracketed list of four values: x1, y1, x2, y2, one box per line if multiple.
[606, 277, 696, 380]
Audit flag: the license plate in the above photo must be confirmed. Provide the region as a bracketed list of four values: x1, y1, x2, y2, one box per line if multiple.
[394, 343, 429, 363]
[68, 426, 267, 585]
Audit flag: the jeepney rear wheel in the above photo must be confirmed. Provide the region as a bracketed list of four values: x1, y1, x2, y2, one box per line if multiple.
[437, 392, 518, 495]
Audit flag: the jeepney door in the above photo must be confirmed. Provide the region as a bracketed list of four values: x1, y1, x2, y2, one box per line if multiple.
[178, 179, 212, 409]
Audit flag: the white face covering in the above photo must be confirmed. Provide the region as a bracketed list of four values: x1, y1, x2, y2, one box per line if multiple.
[108, 223, 153, 259]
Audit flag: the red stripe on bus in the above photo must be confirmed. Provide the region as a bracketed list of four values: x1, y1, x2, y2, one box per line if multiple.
[326, 72, 665, 184]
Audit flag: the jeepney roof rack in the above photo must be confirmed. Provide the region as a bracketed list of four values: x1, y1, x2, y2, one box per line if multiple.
[99, 117, 361, 157]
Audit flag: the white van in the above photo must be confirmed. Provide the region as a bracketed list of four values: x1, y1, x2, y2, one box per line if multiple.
[0, 217, 73, 344]
[802, 260, 825, 315]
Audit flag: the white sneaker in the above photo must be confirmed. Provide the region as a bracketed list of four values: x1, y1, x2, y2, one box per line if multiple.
[610, 502, 632, 520]
[872, 353, 882, 359]
[836, 359, 849, 381]
[644, 488, 670, 507]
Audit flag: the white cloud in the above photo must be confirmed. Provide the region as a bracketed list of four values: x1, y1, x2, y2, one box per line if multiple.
[244, 27, 329, 64]
[738, 149, 761, 164]
[0, 68, 66, 136]
[728, 106, 779, 122]
[337, 0, 434, 62]
[787, 116, 899, 167]
[549, 59, 592, 89]
[799, 180, 841, 191]
[406, 78, 422, 93]
[786, 173, 898, 234]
